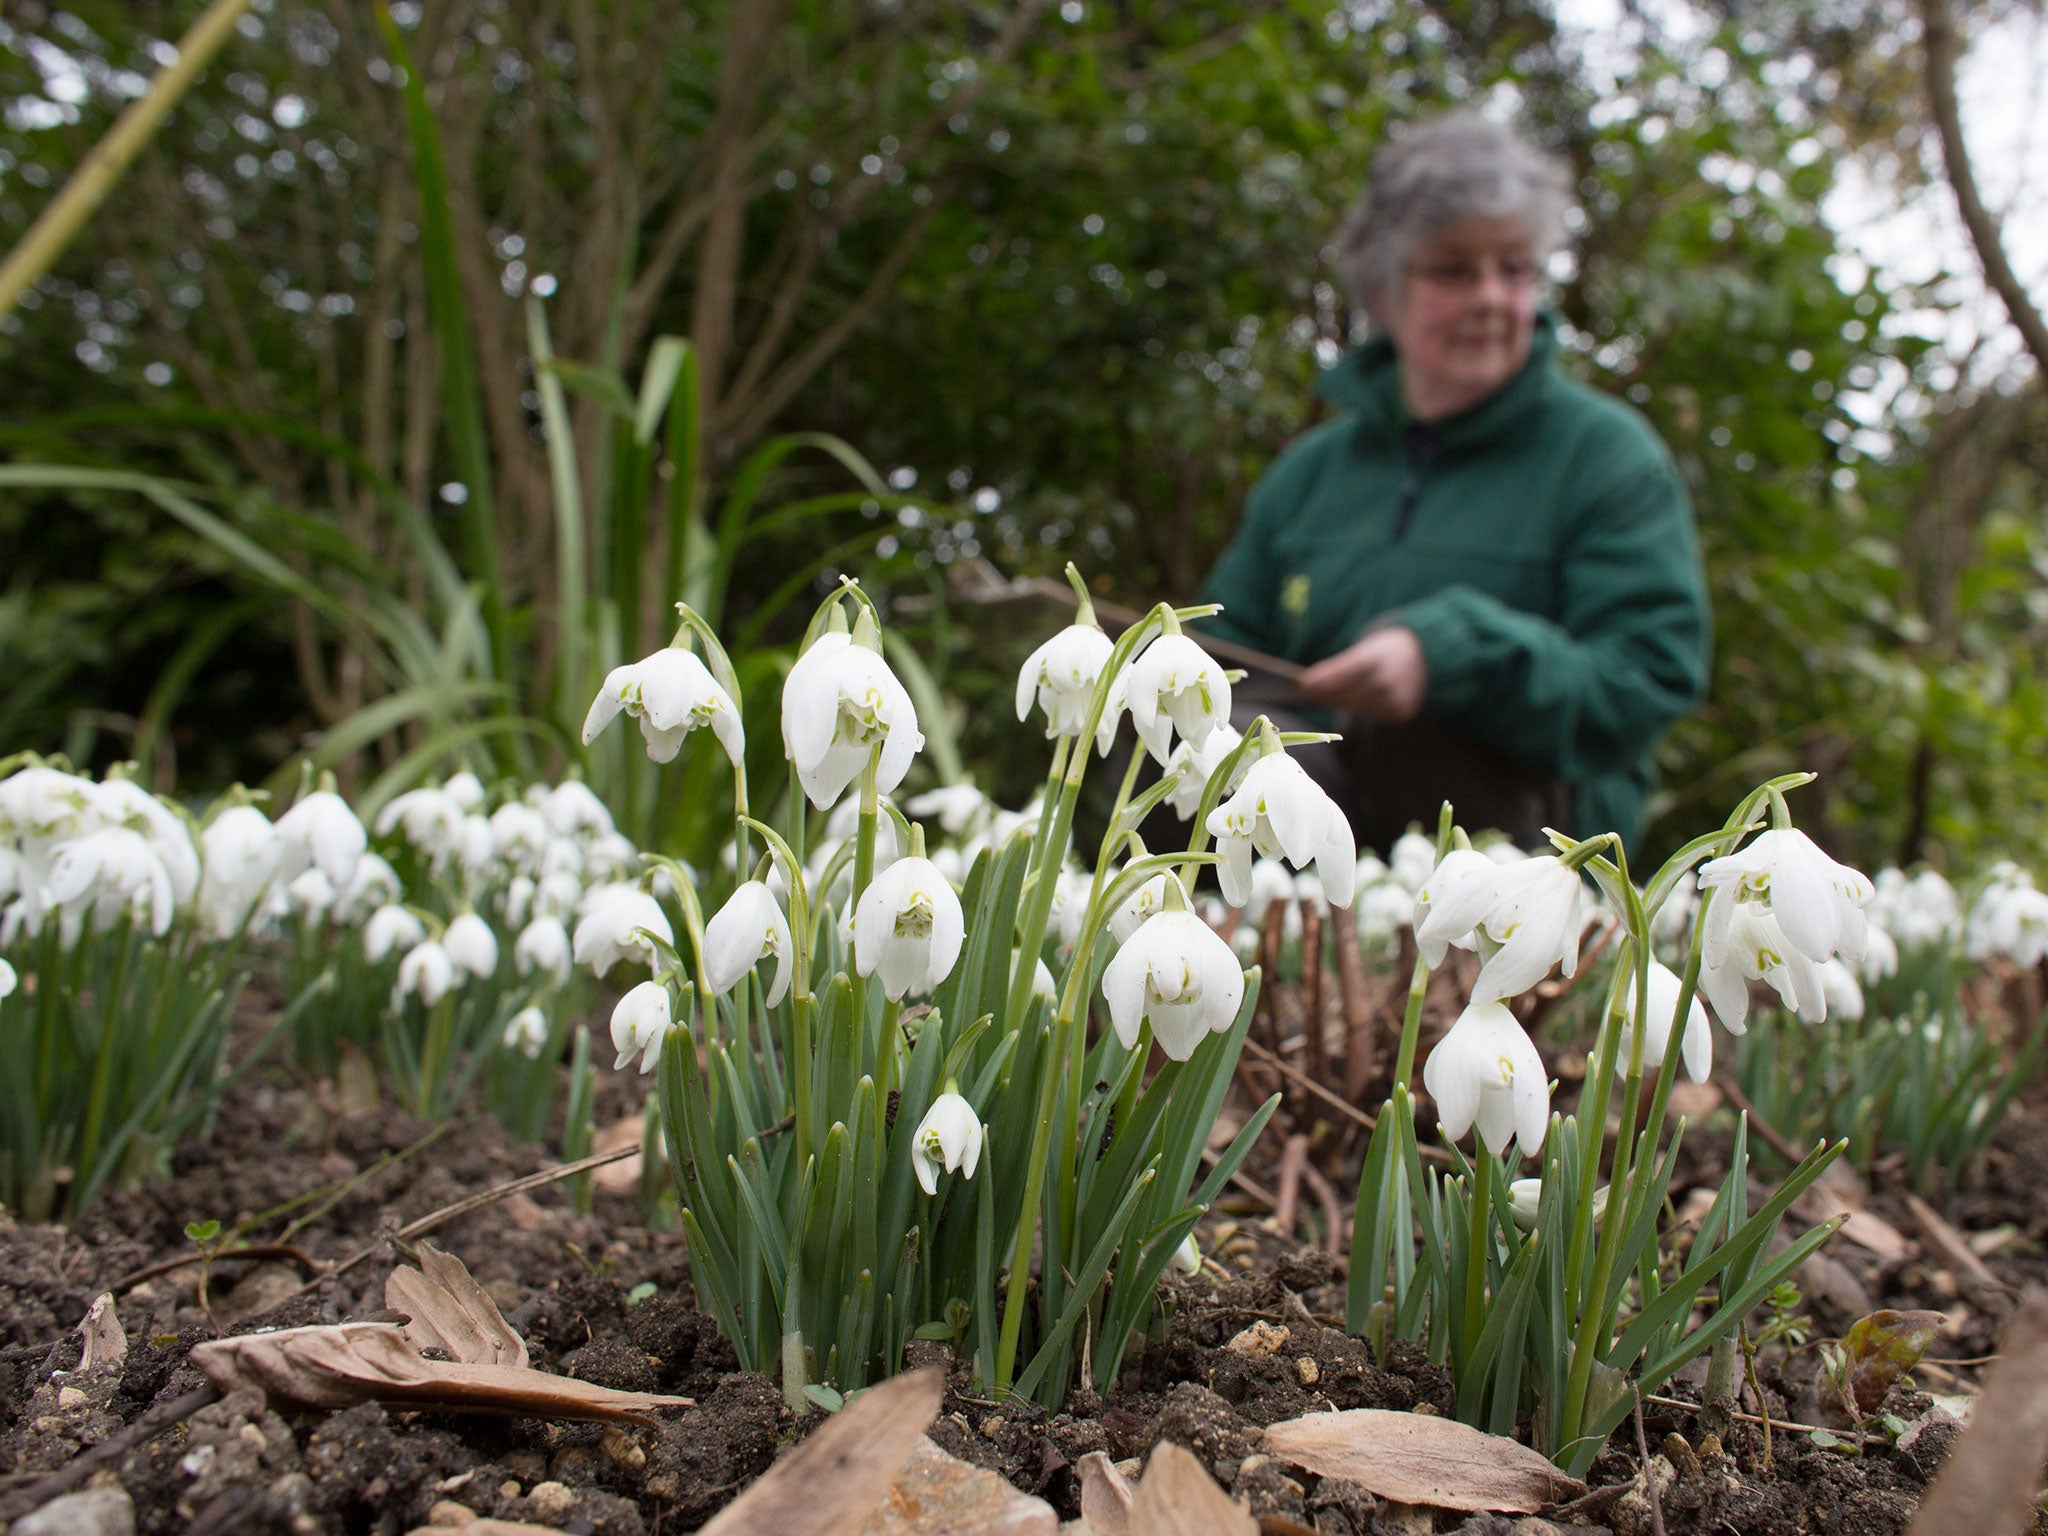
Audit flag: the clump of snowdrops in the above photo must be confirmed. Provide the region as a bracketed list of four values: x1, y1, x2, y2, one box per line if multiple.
[1347, 777, 1870, 1476]
[1733, 860, 2048, 1185]
[0, 753, 632, 1217]
[0, 756, 328, 1219]
[582, 572, 1347, 1409]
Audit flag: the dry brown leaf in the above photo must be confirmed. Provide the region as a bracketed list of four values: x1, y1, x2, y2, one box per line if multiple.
[859, 1437, 1056, 1534]
[77, 1292, 125, 1370]
[1907, 1193, 2011, 1308]
[1076, 1451, 1135, 1536]
[1908, 1287, 2048, 1536]
[1264, 1409, 1583, 1513]
[386, 1242, 528, 1367]
[1797, 1179, 1909, 1262]
[697, 1367, 944, 1536]
[191, 1320, 690, 1425]
[1127, 1443, 1257, 1536]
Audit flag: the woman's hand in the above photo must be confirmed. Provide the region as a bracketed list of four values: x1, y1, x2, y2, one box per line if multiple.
[1298, 626, 1428, 722]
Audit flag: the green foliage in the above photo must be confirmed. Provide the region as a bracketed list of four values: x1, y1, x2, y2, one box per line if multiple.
[1733, 984, 2047, 1185]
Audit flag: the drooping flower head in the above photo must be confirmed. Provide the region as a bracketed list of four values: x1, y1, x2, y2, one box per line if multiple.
[853, 856, 965, 1001]
[1017, 622, 1116, 740]
[610, 981, 672, 1073]
[781, 623, 923, 810]
[583, 645, 744, 766]
[1101, 907, 1246, 1061]
[1622, 960, 1714, 1083]
[1110, 630, 1233, 766]
[573, 883, 673, 978]
[1422, 1000, 1550, 1158]
[1206, 742, 1356, 909]
[1414, 853, 1584, 1004]
[704, 880, 795, 1006]
[1697, 827, 1873, 969]
[910, 1091, 983, 1195]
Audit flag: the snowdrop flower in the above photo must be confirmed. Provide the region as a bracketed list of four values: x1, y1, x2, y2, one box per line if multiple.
[583, 646, 744, 766]
[375, 787, 464, 863]
[1411, 847, 1505, 966]
[1110, 871, 1186, 944]
[490, 803, 552, 873]
[1508, 1177, 1606, 1231]
[1698, 828, 1873, 968]
[1415, 855, 1584, 1004]
[853, 856, 965, 1001]
[1819, 958, 1865, 1023]
[1859, 924, 1899, 985]
[503, 1005, 550, 1061]
[285, 868, 336, 925]
[704, 880, 794, 1006]
[534, 870, 584, 924]
[1170, 1234, 1202, 1276]
[444, 912, 499, 980]
[1115, 631, 1233, 766]
[453, 817, 498, 884]
[1030, 954, 1058, 1005]
[46, 828, 176, 939]
[1967, 877, 2048, 967]
[573, 884, 673, 977]
[910, 1092, 983, 1195]
[1388, 831, 1440, 894]
[541, 780, 614, 840]
[513, 916, 573, 984]
[363, 903, 428, 963]
[1355, 881, 1414, 950]
[92, 779, 200, 906]
[1049, 867, 1091, 952]
[610, 981, 671, 1073]
[906, 783, 990, 837]
[1207, 747, 1356, 909]
[395, 940, 457, 1008]
[1422, 1000, 1550, 1158]
[1102, 908, 1246, 1061]
[1697, 903, 1823, 1030]
[503, 874, 536, 929]
[0, 958, 14, 999]
[1016, 622, 1116, 739]
[444, 771, 485, 812]
[1164, 721, 1244, 819]
[781, 629, 923, 809]
[1622, 961, 1713, 1083]
[197, 805, 282, 940]
[1241, 859, 1299, 935]
[275, 790, 366, 890]
[334, 854, 400, 926]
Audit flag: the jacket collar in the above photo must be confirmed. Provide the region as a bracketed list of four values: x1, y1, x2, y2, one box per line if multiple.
[1314, 310, 1561, 449]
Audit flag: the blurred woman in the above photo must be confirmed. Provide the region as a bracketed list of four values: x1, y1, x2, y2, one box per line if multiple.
[1199, 113, 1710, 855]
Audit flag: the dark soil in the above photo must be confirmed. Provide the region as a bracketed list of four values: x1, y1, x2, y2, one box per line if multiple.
[0, 1052, 2022, 1535]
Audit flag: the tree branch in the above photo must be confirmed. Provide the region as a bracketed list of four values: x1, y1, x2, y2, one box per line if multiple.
[1921, 0, 2048, 375]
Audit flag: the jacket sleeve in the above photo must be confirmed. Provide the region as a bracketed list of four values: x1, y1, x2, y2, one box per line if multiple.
[1391, 457, 1710, 785]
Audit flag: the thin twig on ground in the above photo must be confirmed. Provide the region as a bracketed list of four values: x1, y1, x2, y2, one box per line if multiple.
[0, 1384, 219, 1524]
[1633, 1385, 1668, 1536]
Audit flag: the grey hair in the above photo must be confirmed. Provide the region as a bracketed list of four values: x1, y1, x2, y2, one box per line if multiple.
[1335, 113, 1574, 325]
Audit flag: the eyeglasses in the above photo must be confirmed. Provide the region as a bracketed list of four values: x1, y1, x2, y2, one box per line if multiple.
[1407, 253, 1542, 291]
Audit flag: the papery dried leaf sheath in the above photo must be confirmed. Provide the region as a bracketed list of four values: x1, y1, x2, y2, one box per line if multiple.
[190, 1322, 691, 1425]
[386, 1241, 528, 1367]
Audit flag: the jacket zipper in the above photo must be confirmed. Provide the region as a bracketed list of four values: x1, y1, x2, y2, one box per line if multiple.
[1392, 422, 1437, 543]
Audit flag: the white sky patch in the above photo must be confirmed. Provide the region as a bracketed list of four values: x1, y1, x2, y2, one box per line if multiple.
[1554, 0, 2048, 393]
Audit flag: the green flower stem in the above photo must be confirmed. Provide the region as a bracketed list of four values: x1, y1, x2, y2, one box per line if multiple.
[787, 763, 808, 871]
[875, 996, 903, 1103]
[849, 747, 882, 1025]
[994, 849, 1218, 1393]
[999, 736, 1081, 1040]
[417, 993, 458, 1119]
[74, 917, 134, 1179]
[1462, 1135, 1492, 1357]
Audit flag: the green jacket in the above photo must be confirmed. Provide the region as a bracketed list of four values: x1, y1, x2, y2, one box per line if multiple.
[1198, 314, 1710, 852]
